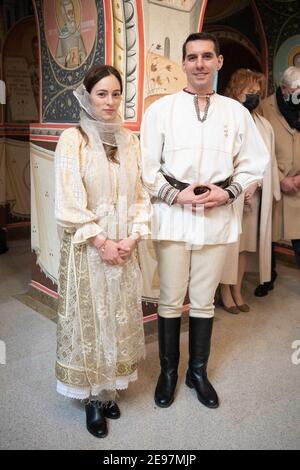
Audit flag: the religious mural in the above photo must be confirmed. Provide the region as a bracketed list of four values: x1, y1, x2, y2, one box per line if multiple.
[256, 0, 300, 92]
[274, 35, 300, 86]
[44, 0, 97, 69]
[143, 0, 205, 110]
[3, 16, 38, 122]
[148, 0, 198, 11]
[34, 0, 104, 123]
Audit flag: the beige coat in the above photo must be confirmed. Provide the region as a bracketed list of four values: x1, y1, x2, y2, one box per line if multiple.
[260, 94, 300, 240]
[221, 112, 281, 284]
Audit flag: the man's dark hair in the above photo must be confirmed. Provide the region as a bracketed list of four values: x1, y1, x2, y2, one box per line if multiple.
[182, 32, 220, 60]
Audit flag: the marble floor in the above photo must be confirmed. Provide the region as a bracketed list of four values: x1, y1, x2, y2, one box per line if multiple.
[0, 238, 300, 450]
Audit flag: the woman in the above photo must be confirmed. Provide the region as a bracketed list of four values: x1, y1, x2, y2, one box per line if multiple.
[54, 65, 151, 437]
[220, 69, 281, 313]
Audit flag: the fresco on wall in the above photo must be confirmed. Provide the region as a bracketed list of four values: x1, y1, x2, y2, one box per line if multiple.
[44, 0, 97, 69]
[34, 0, 104, 123]
[3, 16, 38, 122]
[274, 35, 300, 86]
[255, 0, 300, 93]
[204, 0, 249, 23]
[111, 0, 142, 124]
[148, 0, 197, 11]
[143, 0, 205, 110]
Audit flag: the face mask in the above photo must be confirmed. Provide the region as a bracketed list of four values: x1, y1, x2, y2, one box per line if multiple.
[286, 92, 300, 110]
[243, 93, 260, 111]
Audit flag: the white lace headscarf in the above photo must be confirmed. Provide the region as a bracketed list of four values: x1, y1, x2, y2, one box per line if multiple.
[73, 83, 122, 146]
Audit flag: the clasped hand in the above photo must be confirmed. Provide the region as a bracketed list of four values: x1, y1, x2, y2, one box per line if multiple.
[175, 183, 229, 210]
[102, 239, 137, 266]
[91, 236, 137, 266]
[280, 175, 300, 194]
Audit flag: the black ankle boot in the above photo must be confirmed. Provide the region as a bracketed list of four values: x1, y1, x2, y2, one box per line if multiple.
[85, 401, 108, 438]
[103, 401, 120, 419]
[0, 229, 8, 255]
[154, 316, 181, 408]
[254, 270, 277, 297]
[185, 317, 219, 409]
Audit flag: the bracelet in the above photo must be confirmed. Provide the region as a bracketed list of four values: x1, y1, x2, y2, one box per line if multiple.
[94, 237, 108, 252]
[100, 239, 108, 252]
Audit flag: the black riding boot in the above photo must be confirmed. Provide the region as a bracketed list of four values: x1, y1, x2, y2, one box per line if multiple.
[185, 317, 219, 409]
[154, 315, 181, 408]
[85, 401, 108, 438]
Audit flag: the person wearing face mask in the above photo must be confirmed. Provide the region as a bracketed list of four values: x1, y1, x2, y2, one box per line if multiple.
[140, 35, 268, 410]
[219, 69, 281, 313]
[259, 66, 300, 285]
[54, 65, 151, 438]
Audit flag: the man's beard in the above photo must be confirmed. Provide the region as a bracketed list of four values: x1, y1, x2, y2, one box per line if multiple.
[66, 20, 76, 34]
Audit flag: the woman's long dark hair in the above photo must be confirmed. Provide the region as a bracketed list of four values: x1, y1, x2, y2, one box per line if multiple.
[83, 64, 123, 94]
[78, 65, 123, 163]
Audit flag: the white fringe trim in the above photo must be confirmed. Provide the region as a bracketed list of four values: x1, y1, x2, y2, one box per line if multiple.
[56, 370, 138, 400]
[31, 247, 58, 285]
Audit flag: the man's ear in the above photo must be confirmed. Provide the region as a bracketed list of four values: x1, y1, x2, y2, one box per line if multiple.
[217, 55, 224, 71]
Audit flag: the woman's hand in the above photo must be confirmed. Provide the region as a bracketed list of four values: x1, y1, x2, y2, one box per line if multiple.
[117, 238, 137, 259]
[90, 234, 107, 250]
[100, 240, 125, 266]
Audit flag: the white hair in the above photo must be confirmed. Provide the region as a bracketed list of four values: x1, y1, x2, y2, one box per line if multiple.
[280, 66, 300, 89]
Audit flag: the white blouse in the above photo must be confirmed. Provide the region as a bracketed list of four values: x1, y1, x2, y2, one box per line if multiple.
[140, 91, 269, 245]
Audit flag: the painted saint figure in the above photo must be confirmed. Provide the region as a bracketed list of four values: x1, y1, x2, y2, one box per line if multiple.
[55, 0, 87, 68]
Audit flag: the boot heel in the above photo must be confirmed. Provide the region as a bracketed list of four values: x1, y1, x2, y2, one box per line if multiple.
[185, 373, 194, 389]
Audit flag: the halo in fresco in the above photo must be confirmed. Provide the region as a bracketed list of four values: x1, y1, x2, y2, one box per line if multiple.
[274, 35, 300, 86]
[44, 0, 97, 70]
[288, 46, 300, 68]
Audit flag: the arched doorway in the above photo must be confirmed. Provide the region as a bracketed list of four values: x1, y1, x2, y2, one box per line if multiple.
[0, 10, 39, 250]
[202, 0, 268, 94]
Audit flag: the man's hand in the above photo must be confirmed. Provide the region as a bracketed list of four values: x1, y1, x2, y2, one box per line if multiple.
[189, 183, 230, 209]
[174, 183, 212, 206]
[280, 176, 298, 193]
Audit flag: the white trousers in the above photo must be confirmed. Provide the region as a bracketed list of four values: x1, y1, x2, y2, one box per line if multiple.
[155, 241, 229, 319]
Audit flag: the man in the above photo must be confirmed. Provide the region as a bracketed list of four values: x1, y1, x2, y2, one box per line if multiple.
[56, 0, 86, 68]
[258, 66, 300, 295]
[140, 32, 268, 409]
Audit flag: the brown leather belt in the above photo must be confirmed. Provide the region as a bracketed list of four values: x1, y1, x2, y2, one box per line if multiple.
[163, 174, 231, 195]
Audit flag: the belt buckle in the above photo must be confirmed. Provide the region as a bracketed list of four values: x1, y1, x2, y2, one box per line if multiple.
[194, 185, 210, 195]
